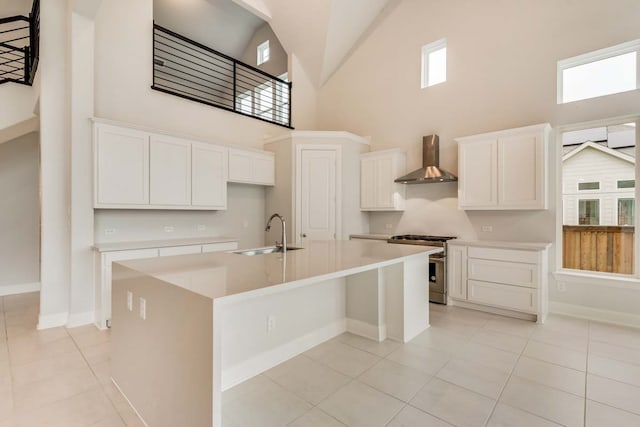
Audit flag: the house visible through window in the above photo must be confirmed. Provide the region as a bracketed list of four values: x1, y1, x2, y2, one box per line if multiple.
[421, 38, 446, 88]
[618, 179, 635, 189]
[257, 40, 270, 65]
[578, 181, 600, 190]
[579, 199, 600, 225]
[558, 39, 640, 104]
[618, 198, 635, 225]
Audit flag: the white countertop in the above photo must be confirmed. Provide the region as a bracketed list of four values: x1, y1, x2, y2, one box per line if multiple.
[449, 239, 552, 251]
[349, 234, 392, 241]
[115, 240, 442, 302]
[93, 236, 238, 252]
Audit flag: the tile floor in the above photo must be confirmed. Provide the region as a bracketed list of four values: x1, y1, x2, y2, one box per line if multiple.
[2, 293, 640, 426]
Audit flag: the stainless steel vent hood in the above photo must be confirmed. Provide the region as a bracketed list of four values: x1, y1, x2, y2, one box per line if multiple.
[395, 135, 458, 184]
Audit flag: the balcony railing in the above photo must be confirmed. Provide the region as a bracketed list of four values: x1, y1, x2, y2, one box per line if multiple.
[0, 0, 39, 86]
[563, 225, 634, 274]
[152, 23, 292, 129]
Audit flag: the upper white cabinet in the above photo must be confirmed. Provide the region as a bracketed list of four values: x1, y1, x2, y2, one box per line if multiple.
[456, 123, 550, 210]
[149, 135, 191, 207]
[228, 148, 275, 185]
[360, 149, 406, 211]
[94, 122, 229, 210]
[95, 125, 149, 206]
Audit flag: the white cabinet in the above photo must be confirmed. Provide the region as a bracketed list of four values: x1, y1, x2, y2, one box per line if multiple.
[228, 148, 275, 185]
[149, 135, 191, 206]
[95, 125, 149, 207]
[192, 144, 227, 209]
[447, 241, 549, 322]
[94, 239, 238, 329]
[360, 149, 406, 211]
[456, 123, 550, 210]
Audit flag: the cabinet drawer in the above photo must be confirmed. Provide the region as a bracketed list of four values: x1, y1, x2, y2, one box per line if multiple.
[158, 245, 203, 257]
[468, 246, 538, 264]
[202, 242, 238, 253]
[468, 258, 537, 288]
[468, 280, 537, 313]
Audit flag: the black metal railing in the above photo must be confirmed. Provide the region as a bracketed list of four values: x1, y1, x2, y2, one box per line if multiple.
[152, 24, 292, 129]
[0, 0, 39, 86]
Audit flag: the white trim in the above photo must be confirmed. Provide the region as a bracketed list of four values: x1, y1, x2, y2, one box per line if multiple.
[0, 282, 40, 296]
[550, 301, 640, 329]
[557, 39, 640, 104]
[221, 319, 346, 391]
[449, 298, 537, 322]
[257, 40, 269, 65]
[563, 141, 635, 164]
[111, 379, 150, 427]
[263, 131, 371, 145]
[456, 123, 552, 143]
[66, 311, 96, 328]
[37, 311, 69, 330]
[346, 318, 386, 342]
[553, 270, 640, 290]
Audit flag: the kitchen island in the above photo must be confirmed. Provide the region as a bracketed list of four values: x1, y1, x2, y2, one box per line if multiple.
[111, 240, 442, 427]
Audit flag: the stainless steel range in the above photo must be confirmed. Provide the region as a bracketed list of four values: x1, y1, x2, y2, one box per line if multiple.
[388, 234, 457, 304]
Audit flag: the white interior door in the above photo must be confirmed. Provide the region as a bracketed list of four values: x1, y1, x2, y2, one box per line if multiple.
[300, 149, 337, 243]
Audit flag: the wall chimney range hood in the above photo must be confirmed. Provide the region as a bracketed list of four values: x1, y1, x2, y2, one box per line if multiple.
[395, 135, 458, 184]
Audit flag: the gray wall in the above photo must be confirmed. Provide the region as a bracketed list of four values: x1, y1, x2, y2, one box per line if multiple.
[0, 132, 40, 287]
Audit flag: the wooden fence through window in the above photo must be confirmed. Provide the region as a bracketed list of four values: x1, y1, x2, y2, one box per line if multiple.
[563, 225, 634, 274]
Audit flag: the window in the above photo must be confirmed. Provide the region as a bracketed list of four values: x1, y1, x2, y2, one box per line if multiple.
[579, 199, 600, 225]
[558, 39, 640, 104]
[236, 92, 252, 115]
[421, 38, 446, 88]
[257, 40, 270, 65]
[618, 198, 635, 226]
[578, 181, 600, 190]
[618, 180, 635, 189]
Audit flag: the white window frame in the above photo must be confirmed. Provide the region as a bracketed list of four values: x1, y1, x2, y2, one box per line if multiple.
[616, 197, 635, 226]
[557, 39, 640, 104]
[421, 38, 447, 89]
[257, 40, 270, 65]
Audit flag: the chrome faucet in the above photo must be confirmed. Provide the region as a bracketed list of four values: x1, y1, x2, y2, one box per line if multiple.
[265, 213, 287, 253]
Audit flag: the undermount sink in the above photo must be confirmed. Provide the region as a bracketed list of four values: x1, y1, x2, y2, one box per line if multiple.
[232, 246, 304, 256]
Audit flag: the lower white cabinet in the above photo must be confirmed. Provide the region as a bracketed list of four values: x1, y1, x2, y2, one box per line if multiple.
[94, 240, 238, 329]
[447, 240, 550, 322]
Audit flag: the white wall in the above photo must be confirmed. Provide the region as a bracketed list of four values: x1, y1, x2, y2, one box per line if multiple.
[316, 0, 640, 320]
[0, 132, 40, 291]
[241, 23, 287, 77]
[0, 84, 36, 131]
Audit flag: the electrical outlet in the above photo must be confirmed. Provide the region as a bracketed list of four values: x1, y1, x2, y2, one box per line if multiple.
[385, 223, 393, 230]
[104, 228, 116, 236]
[164, 226, 175, 233]
[139, 298, 146, 320]
[557, 282, 567, 292]
[267, 315, 276, 332]
[197, 224, 207, 231]
[481, 225, 493, 232]
[127, 291, 133, 311]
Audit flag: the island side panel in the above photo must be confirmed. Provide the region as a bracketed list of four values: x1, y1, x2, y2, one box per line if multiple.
[345, 269, 384, 341]
[111, 263, 214, 427]
[402, 255, 430, 342]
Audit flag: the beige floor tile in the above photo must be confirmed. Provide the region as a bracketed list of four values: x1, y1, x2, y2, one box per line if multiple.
[586, 399, 640, 427]
[513, 356, 586, 397]
[589, 322, 640, 350]
[318, 381, 404, 427]
[264, 355, 350, 405]
[91, 360, 112, 385]
[11, 350, 88, 386]
[358, 359, 431, 402]
[456, 341, 520, 373]
[500, 376, 584, 427]
[304, 340, 380, 377]
[589, 354, 640, 387]
[387, 405, 453, 427]
[224, 376, 311, 427]
[9, 335, 78, 367]
[410, 378, 495, 427]
[81, 341, 112, 367]
[102, 384, 145, 427]
[530, 328, 588, 352]
[408, 327, 468, 354]
[428, 317, 481, 339]
[386, 343, 451, 375]
[487, 403, 562, 427]
[537, 314, 589, 337]
[589, 340, 640, 366]
[68, 325, 111, 349]
[436, 358, 510, 399]
[288, 408, 346, 427]
[483, 316, 536, 338]
[587, 374, 640, 415]
[88, 414, 127, 427]
[336, 333, 400, 357]
[12, 365, 99, 412]
[470, 329, 528, 354]
[523, 340, 587, 371]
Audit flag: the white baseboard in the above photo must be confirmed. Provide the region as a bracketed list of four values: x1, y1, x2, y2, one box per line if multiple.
[66, 311, 95, 328]
[37, 311, 69, 330]
[550, 301, 640, 329]
[0, 282, 40, 297]
[346, 318, 385, 341]
[221, 319, 346, 391]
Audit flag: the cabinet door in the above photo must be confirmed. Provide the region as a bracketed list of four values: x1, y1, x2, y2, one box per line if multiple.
[254, 154, 275, 185]
[468, 280, 537, 314]
[498, 133, 545, 209]
[149, 135, 191, 206]
[458, 140, 498, 209]
[192, 144, 227, 209]
[376, 156, 395, 208]
[95, 125, 149, 206]
[360, 157, 376, 209]
[228, 149, 254, 183]
[447, 245, 467, 300]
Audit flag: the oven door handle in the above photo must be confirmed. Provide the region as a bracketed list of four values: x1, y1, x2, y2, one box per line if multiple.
[430, 257, 445, 263]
